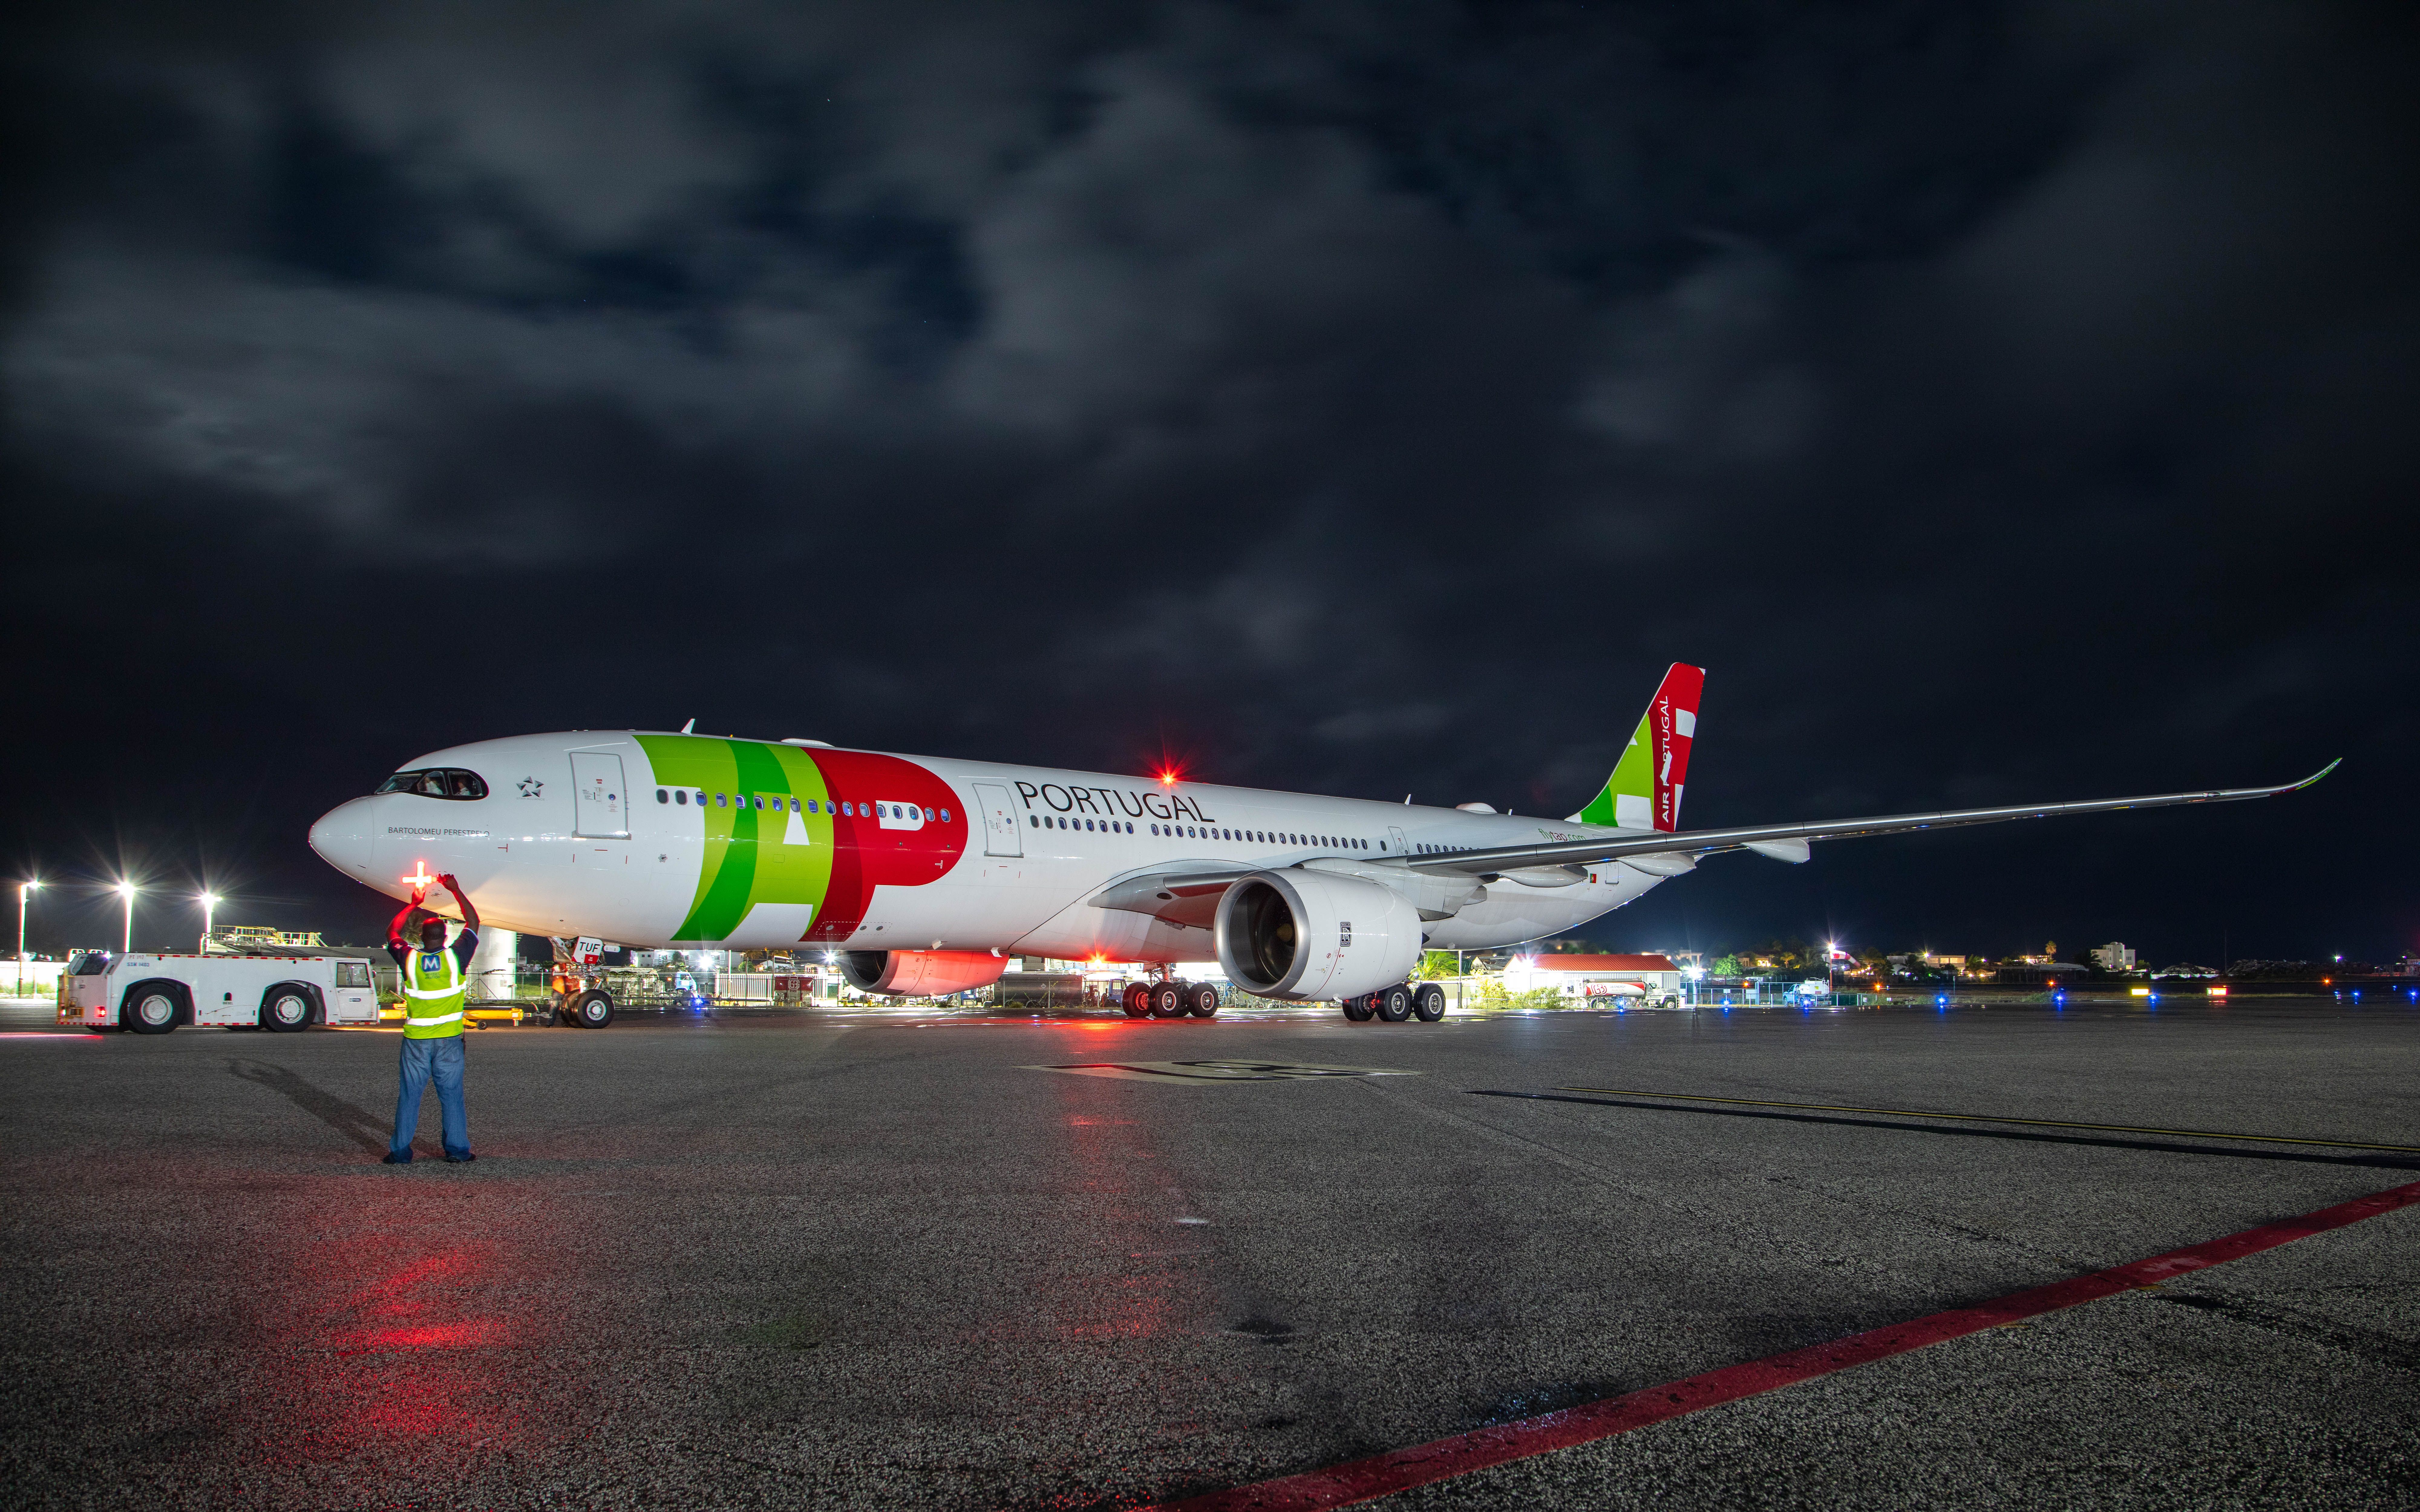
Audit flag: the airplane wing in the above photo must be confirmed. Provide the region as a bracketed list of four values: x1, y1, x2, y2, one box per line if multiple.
[1089, 865, 1261, 929]
[1084, 761, 2337, 926]
[1403, 761, 2340, 878]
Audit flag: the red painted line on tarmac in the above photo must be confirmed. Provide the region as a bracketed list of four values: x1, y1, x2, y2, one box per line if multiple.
[1148, 1178, 2420, 1512]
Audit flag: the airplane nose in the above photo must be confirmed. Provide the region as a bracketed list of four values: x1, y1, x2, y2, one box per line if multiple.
[309, 797, 382, 880]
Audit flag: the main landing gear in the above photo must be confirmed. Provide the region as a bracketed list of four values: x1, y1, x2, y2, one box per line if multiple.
[1122, 978, 1219, 1019]
[1341, 982, 1447, 1024]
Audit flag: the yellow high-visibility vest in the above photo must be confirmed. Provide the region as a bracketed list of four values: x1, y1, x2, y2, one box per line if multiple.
[400, 946, 467, 1038]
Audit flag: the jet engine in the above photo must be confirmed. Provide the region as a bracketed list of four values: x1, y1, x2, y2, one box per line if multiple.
[1214, 870, 1421, 1002]
[838, 950, 1009, 996]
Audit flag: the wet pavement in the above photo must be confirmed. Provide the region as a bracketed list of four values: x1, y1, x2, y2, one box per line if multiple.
[2, 998, 2415, 1509]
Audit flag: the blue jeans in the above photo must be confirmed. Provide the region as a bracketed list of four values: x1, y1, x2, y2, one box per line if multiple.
[391, 1035, 470, 1160]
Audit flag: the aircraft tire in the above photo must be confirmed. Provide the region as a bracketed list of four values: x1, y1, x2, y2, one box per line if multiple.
[1413, 983, 1447, 1022]
[1188, 983, 1220, 1018]
[1341, 995, 1374, 1022]
[1122, 983, 1149, 1018]
[570, 989, 615, 1028]
[1375, 985, 1412, 1022]
[1149, 983, 1186, 1019]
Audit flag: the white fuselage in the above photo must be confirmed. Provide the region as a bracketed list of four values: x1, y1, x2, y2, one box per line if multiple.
[308, 731, 1663, 962]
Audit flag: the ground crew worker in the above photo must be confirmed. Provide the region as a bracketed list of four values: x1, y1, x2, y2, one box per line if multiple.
[384, 873, 480, 1165]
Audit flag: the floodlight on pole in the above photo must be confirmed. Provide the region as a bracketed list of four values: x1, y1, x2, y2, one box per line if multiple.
[115, 881, 136, 954]
[198, 892, 220, 956]
[15, 879, 39, 995]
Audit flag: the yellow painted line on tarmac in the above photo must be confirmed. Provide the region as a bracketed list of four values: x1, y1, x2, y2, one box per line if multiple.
[1554, 1087, 2420, 1154]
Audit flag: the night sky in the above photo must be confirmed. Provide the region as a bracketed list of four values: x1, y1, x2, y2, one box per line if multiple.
[5, 2, 2414, 966]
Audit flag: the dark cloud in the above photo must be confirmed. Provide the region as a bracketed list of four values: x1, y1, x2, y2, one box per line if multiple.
[4, 0, 2415, 963]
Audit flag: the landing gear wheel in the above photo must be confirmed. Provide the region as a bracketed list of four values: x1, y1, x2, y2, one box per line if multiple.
[262, 989, 313, 1032]
[1375, 985, 1412, 1022]
[127, 989, 179, 1035]
[1149, 983, 1186, 1019]
[1189, 983, 1220, 1018]
[1413, 983, 1447, 1022]
[569, 989, 615, 1028]
[1341, 995, 1374, 1022]
[1122, 983, 1150, 1018]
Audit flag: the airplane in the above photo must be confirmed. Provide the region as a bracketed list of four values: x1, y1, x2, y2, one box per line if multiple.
[306, 664, 2336, 1024]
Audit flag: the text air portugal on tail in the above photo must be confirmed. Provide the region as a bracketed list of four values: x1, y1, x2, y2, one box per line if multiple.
[306, 665, 2334, 1022]
[1572, 663, 1704, 833]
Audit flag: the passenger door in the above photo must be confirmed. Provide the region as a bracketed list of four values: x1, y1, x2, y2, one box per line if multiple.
[1389, 826, 1409, 856]
[570, 752, 630, 839]
[973, 782, 1022, 857]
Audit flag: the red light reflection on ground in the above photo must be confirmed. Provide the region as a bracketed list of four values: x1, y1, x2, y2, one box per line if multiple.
[355, 1320, 499, 1351]
[1037, 1030, 1214, 1348]
[248, 1178, 574, 1477]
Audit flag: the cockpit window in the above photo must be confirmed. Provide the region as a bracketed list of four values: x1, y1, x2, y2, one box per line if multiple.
[376, 768, 489, 800]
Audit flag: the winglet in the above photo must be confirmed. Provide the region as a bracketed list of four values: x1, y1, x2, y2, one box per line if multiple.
[2290, 758, 2342, 791]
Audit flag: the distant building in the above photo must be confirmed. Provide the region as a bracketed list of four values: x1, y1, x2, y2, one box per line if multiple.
[1888, 952, 1966, 975]
[1503, 953, 1683, 1002]
[2090, 942, 2137, 972]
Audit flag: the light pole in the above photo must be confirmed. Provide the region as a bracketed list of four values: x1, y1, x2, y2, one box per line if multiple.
[115, 881, 137, 954]
[198, 892, 220, 956]
[15, 879, 39, 995]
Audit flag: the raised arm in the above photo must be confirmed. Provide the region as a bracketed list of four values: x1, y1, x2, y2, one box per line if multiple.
[441, 874, 479, 930]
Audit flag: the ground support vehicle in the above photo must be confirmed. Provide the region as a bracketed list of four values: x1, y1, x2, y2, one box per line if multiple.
[62, 952, 381, 1033]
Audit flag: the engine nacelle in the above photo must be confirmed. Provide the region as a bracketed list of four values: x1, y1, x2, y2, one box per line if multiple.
[838, 950, 1008, 997]
[1215, 870, 1422, 1002]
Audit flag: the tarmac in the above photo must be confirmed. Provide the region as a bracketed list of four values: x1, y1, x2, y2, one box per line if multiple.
[1, 996, 2415, 1510]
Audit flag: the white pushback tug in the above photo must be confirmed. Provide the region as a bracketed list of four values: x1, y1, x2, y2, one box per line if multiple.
[62, 951, 382, 1033]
